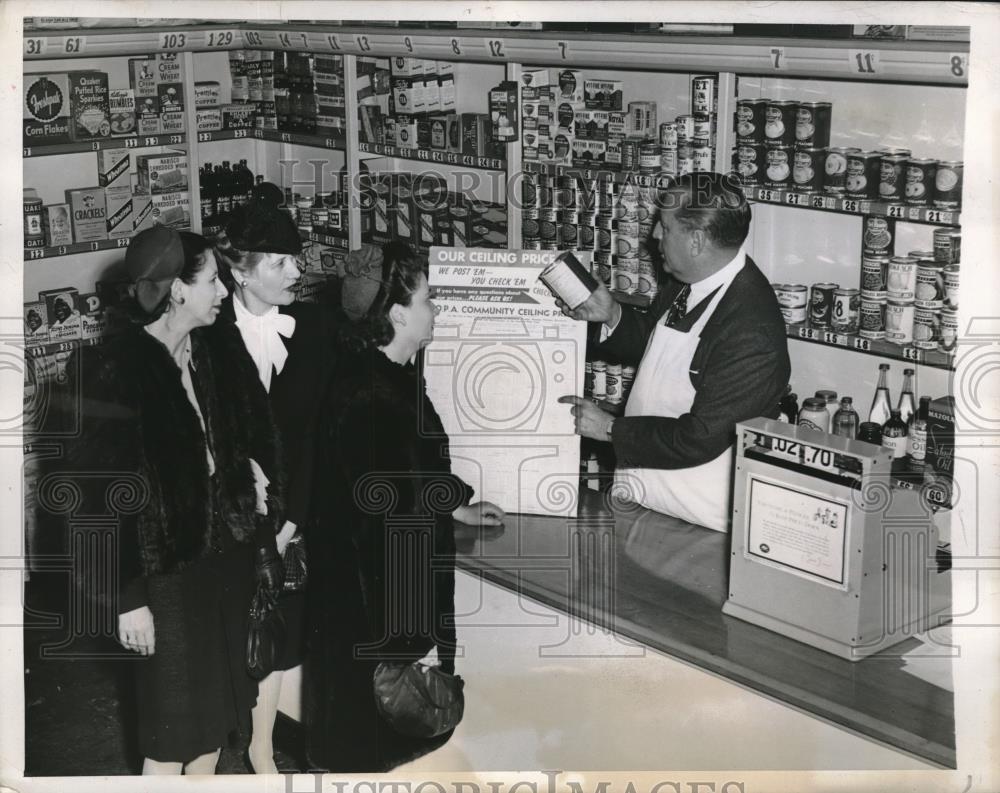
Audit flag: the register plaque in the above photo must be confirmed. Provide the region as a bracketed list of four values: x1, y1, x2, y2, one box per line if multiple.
[723, 417, 951, 661]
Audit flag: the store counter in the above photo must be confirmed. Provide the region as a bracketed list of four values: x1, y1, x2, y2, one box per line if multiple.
[453, 487, 955, 768]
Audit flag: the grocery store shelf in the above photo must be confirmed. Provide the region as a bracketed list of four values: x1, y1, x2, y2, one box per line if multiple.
[786, 323, 954, 370]
[25, 335, 106, 359]
[24, 24, 968, 86]
[359, 142, 506, 171]
[197, 128, 346, 150]
[303, 232, 349, 250]
[741, 185, 961, 227]
[523, 161, 672, 187]
[23, 133, 186, 158]
[25, 237, 133, 261]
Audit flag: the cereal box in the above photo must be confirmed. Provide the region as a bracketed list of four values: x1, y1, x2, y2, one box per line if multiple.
[160, 111, 185, 135]
[39, 288, 82, 343]
[151, 191, 190, 229]
[109, 88, 137, 136]
[136, 95, 159, 135]
[157, 53, 184, 84]
[66, 187, 108, 243]
[68, 70, 110, 141]
[105, 188, 134, 239]
[24, 73, 72, 145]
[129, 57, 158, 98]
[157, 82, 184, 113]
[97, 148, 131, 190]
[132, 192, 154, 233]
[136, 153, 189, 194]
[43, 204, 73, 247]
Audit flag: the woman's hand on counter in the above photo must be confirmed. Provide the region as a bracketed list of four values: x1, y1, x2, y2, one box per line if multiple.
[555, 282, 620, 328]
[118, 606, 155, 656]
[453, 501, 505, 527]
[559, 395, 615, 441]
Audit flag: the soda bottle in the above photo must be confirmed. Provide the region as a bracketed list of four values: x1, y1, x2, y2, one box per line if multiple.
[882, 409, 909, 459]
[833, 397, 860, 439]
[907, 396, 931, 471]
[214, 164, 232, 223]
[898, 367, 917, 426]
[869, 363, 892, 427]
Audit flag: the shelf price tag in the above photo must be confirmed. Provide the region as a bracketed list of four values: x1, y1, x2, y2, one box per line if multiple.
[853, 337, 872, 352]
[355, 34, 373, 52]
[840, 198, 860, 213]
[62, 36, 86, 55]
[27, 248, 45, 260]
[233, 128, 248, 138]
[948, 53, 968, 80]
[277, 32, 292, 49]
[205, 29, 236, 48]
[24, 36, 47, 56]
[784, 192, 803, 206]
[326, 33, 341, 51]
[822, 331, 845, 346]
[810, 195, 828, 209]
[159, 31, 187, 50]
[768, 46, 786, 70]
[484, 38, 506, 58]
[449, 37, 463, 57]
[924, 209, 953, 225]
[297, 31, 311, 49]
[757, 188, 778, 202]
[798, 327, 820, 341]
[903, 347, 923, 363]
[849, 49, 880, 75]
[555, 40, 571, 60]
[886, 204, 906, 219]
[244, 30, 264, 47]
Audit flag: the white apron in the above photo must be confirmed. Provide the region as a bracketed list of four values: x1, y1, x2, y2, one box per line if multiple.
[614, 275, 737, 532]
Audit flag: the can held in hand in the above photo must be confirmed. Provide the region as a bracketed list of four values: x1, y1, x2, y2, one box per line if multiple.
[792, 147, 824, 192]
[794, 101, 832, 149]
[764, 100, 797, 147]
[832, 287, 860, 334]
[878, 153, 909, 202]
[822, 147, 857, 194]
[862, 215, 895, 257]
[809, 282, 839, 328]
[606, 363, 623, 404]
[885, 298, 915, 346]
[887, 256, 918, 301]
[913, 308, 941, 350]
[933, 161, 963, 209]
[861, 255, 890, 299]
[940, 308, 958, 353]
[846, 150, 881, 199]
[860, 297, 887, 339]
[943, 264, 959, 310]
[765, 146, 793, 189]
[914, 261, 945, 309]
[904, 158, 937, 207]
[735, 98, 766, 144]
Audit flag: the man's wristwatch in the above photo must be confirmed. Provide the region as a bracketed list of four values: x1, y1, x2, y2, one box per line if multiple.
[605, 417, 615, 441]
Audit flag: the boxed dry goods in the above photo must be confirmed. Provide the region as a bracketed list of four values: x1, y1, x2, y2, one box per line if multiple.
[520, 68, 551, 100]
[69, 71, 110, 140]
[78, 292, 107, 341]
[489, 82, 518, 142]
[39, 288, 81, 343]
[628, 101, 657, 138]
[222, 103, 256, 129]
[136, 96, 160, 135]
[461, 113, 491, 156]
[157, 52, 184, 84]
[24, 301, 50, 346]
[43, 204, 73, 247]
[109, 89, 136, 136]
[396, 115, 420, 148]
[105, 188, 134, 239]
[136, 153, 188, 194]
[151, 191, 190, 229]
[608, 111, 627, 138]
[556, 70, 584, 103]
[128, 57, 158, 98]
[585, 80, 623, 111]
[391, 56, 423, 77]
[132, 192, 154, 233]
[439, 75, 456, 112]
[573, 139, 607, 166]
[66, 187, 108, 243]
[157, 82, 184, 113]
[24, 73, 73, 145]
[97, 148, 131, 190]
[194, 81, 220, 108]
[160, 110, 185, 135]
[196, 108, 223, 133]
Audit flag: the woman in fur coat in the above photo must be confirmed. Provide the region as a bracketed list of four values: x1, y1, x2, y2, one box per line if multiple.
[304, 241, 503, 771]
[67, 226, 284, 774]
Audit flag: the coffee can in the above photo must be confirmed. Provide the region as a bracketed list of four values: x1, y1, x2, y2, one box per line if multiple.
[860, 255, 890, 299]
[522, 207, 540, 238]
[659, 121, 679, 149]
[764, 100, 797, 147]
[794, 101, 832, 149]
[933, 228, 961, 264]
[862, 215, 895, 256]
[878, 153, 909, 202]
[765, 146, 793, 189]
[792, 147, 824, 192]
[832, 287, 860, 334]
[809, 282, 839, 327]
[539, 207, 558, 244]
[933, 161, 963, 209]
[735, 98, 767, 144]
[860, 297, 887, 339]
[637, 258, 657, 297]
[822, 147, 858, 194]
[904, 158, 937, 207]
[559, 209, 579, 250]
[691, 75, 718, 115]
[914, 261, 945, 309]
[913, 308, 941, 350]
[577, 212, 597, 251]
[523, 235, 541, 250]
[885, 298, 915, 346]
[846, 150, 881, 199]
[614, 256, 639, 294]
[591, 360, 607, 398]
[940, 308, 958, 353]
[943, 264, 960, 310]
[887, 256, 918, 301]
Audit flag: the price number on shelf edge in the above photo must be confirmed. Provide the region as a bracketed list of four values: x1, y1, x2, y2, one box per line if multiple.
[485, 38, 505, 58]
[24, 37, 46, 56]
[450, 38, 462, 56]
[903, 347, 923, 363]
[757, 188, 777, 202]
[784, 192, 802, 206]
[244, 31, 264, 47]
[159, 32, 187, 50]
[206, 30, 235, 48]
[326, 34, 341, 51]
[853, 337, 872, 352]
[822, 331, 845, 346]
[948, 53, 968, 79]
[887, 204, 905, 219]
[62, 36, 85, 54]
[769, 46, 786, 70]
[797, 327, 819, 341]
[402, 35, 413, 53]
[356, 34, 372, 52]
[556, 40, 570, 60]
[849, 49, 880, 75]
[841, 199, 860, 213]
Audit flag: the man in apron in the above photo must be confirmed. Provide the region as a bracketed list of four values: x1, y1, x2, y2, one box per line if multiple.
[559, 172, 790, 532]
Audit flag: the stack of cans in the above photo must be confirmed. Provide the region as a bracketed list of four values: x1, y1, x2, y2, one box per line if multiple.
[585, 360, 637, 405]
[671, 75, 718, 178]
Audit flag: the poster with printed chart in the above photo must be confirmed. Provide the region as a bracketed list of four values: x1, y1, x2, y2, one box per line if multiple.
[425, 248, 590, 517]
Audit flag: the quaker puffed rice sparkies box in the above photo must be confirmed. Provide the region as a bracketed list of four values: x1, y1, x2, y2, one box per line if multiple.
[68, 70, 110, 141]
[24, 73, 72, 145]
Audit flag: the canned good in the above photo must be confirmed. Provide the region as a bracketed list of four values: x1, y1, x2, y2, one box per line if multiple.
[862, 215, 895, 257]
[914, 261, 945, 309]
[677, 141, 694, 176]
[861, 256, 890, 299]
[885, 299, 915, 346]
[539, 208, 558, 243]
[887, 256, 918, 301]
[832, 288, 860, 334]
[659, 122, 679, 148]
[943, 264, 960, 310]
[594, 250, 612, 286]
[765, 146, 793, 189]
[577, 178, 598, 212]
[556, 177, 577, 210]
[792, 147, 824, 192]
[521, 173, 540, 208]
[735, 98, 767, 144]
[904, 158, 937, 207]
[614, 257, 639, 294]
[637, 258, 657, 296]
[822, 147, 858, 194]
[577, 214, 597, 251]
[559, 210, 579, 249]
[798, 397, 831, 434]
[620, 139, 640, 171]
[523, 235, 541, 250]
[691, 139, 713, 172]
[775, 283, 808, 307]
[622, 366, 636, 397]
[675, 114, 695, 141]
[794, 101, 832, 149]
[639, 142, 660, 173]
[24, 192, 44, 247]
[616, 233, 640, 258]
[809, 282, 839, 328]
[933, 228, 961, 264]
[764, 100, 797, 147]
[584, 361, 595, 397]
[592, 360, 607, 398]
[660, 147, 678, 175]
[933, 161, 963, 209]
[540, 240, 560, 251]
[940, 308, 958, 353]
[913, 308, 941, 350]
[606, 363, 623, 405]
[692, 114, 714, 141]
[691, 75, 717, 115]
[860, 297, 887, 339]
[616, 184, 639, 221]
[522, 207, 540, 238]
[878, 153, 909, 202]
[846, 150, 881, 199]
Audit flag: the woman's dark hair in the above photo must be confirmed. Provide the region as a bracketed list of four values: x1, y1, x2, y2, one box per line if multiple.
[129, 231, 215, 325]
[340, 241, 428, 353]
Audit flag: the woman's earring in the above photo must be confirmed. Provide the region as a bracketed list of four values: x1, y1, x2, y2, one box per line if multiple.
[177, 296, 186, 305]
[240, 280, 248, 288]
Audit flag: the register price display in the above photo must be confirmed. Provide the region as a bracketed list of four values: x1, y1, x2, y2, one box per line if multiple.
[745, 476, 849, 587]
[424, 248, 588, 517]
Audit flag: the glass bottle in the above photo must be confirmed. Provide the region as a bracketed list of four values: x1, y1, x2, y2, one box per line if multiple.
[869, 363, 892, 427]
[882, 409, 909, 459]
[898, 367, 917, 426]
[833, 397, 859, 439]
[214, 164, 232, 222]
[857, 422, 883, 446]
[798, 397, 830, 434]
[815, 389, 839, 427]
[907, 396, 931, 471]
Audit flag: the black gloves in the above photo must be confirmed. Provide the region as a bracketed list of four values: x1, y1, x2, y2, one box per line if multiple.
[254, 543, 285, 593]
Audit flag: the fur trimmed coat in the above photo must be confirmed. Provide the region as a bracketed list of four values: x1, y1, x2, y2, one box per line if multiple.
[66, 320, 283, 613]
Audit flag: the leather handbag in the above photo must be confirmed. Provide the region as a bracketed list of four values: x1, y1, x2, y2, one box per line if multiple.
[281, 533, 307, 592]
[373, 660, 465, 738]
[246, 583, 286, 680]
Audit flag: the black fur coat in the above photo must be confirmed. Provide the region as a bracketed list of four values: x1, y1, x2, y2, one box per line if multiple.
[65, 320, 283, 612]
